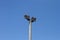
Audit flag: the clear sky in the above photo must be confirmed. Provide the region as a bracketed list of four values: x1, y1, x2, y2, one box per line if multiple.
[0, 0, 60, 40]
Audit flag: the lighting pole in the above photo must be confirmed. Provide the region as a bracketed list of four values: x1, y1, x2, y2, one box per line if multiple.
[24, 15, 36, 40]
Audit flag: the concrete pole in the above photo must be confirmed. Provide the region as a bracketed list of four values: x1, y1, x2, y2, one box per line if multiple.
[29, 20, 32, 40]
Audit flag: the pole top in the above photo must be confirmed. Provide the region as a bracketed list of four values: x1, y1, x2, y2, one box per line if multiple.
[24, 14, 36, 22]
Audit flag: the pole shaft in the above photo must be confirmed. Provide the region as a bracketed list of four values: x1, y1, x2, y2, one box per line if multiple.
[29, 20, 32, 40]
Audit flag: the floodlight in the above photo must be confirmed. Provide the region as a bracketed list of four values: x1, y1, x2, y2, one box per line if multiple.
[31, 17, 36, 22]
[24, 15, 30, 21]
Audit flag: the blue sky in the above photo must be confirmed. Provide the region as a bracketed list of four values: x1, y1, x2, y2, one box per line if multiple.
[0, 0, 60, 40]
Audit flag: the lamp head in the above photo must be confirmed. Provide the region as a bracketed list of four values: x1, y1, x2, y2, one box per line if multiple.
[24, 15, 30, 21]
[31, 17, 36, 22]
